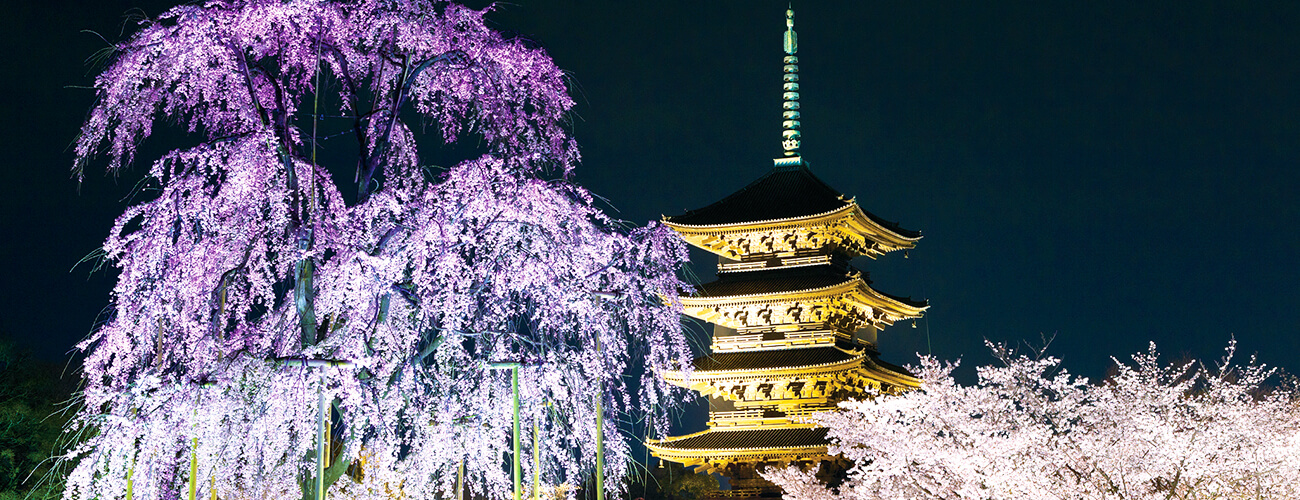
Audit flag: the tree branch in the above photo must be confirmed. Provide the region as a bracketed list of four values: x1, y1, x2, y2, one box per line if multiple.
[356, 49, 469, 204]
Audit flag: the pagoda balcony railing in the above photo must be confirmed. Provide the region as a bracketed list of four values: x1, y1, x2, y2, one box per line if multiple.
[709, 406, 837, 427]
[709, 417, 798, 427]
[709, 408, 768, 421]
[709, 488, 772, 498]
[712, 329, 834, 351]
[780, 406, 837, 420]
[780, 255, 833, 267]
[733, 325, 834, 335]
[717, 261, 768, 272]
[717, 254, 834, 273]
[708, 409, 798, 428]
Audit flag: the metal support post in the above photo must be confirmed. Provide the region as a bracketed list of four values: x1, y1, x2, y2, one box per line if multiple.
[189, 436, 198, 500]
[532, 418, 540, 500]
[595, 396, 603, 500]
[316, 372, 327, 500]
[595, 341, 604, 500]
[512, 366, 521, 500]
[587, 290, 619, 500]
[266, 357, 353, 500]
[486, 361, 524, 500]
[457, 459, 464, 500]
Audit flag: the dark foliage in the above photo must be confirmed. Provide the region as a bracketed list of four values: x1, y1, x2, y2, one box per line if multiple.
[0, 337, 76, 499]
[616, 462, 718, 500]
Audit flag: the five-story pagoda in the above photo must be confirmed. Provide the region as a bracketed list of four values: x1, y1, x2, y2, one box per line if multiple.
[645, 9, 927, 498]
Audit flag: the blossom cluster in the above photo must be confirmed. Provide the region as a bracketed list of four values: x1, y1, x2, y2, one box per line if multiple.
[765, 340, 1300, 499]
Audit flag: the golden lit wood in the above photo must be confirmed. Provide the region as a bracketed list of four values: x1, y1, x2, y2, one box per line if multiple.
[663, 203, 919, 261]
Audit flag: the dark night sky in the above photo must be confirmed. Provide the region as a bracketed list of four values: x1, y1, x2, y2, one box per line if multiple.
[3, 0, 1299, 402]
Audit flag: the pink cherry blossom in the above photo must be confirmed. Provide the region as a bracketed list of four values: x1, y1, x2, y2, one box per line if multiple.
[765, 340, 1300, 499]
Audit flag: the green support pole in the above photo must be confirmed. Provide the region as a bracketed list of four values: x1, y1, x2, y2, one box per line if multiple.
[190, 401, 199, 500]
[512, 366, 521, 500]
[189, 435, 198, 500]
[457, 459, 464, 500]
[127, 406, 136, 500]
[486, 361, 524, 500]
[595, 397, 603, 500]
[595, 335, 603, 500]
[265, 358, 351, 500]
[532, 418, 540, 500]
[316, 373, 327, 500]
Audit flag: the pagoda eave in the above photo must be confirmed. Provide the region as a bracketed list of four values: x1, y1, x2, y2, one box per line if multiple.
[663, 203, 918, 261]
[661, 368, 920, 395]
[661, 353, 866, 388]
[680, 279, 927, 331]
[660, 350, 921, 395]
[646, 427, 832, 463]
[647, 444, 831, 466]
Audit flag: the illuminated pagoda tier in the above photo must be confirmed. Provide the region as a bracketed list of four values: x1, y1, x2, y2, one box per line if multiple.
[646, 9, 927, 498]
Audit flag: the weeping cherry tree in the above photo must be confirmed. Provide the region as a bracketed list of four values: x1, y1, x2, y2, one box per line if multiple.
[65, 1, 692, 499]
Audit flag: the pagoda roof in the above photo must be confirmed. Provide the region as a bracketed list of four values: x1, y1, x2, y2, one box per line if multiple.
[693, 346, 858, 372]
[692, 265, 928, 309]
[648, 427, 829, 453]
[698, 265, 853, 298]
[687, 347, 918, 379]
[662, 346, 922, 389]
[664, 164, 919, 238]
[875, 287, 929, 309]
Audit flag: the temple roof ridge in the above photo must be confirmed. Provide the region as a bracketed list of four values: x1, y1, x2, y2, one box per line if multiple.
[689, 263, 928, 309]
[646, 427, 829, 452]
[663, 164, 918, 240]
[690, 345, 865, 373]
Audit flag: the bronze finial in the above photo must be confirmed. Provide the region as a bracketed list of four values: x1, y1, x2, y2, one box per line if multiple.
[779, 7, 802, 161]
[784, 9, 797, 55]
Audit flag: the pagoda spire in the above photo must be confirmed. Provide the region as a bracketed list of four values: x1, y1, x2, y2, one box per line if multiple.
[777, 7, 803, 166]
